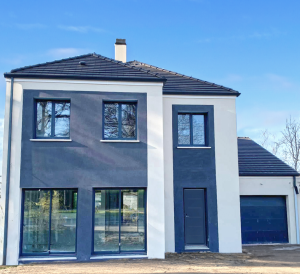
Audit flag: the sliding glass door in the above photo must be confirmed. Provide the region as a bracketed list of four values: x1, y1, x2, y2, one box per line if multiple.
[94, 189, 146, 254]
[21, 189, 77, 255]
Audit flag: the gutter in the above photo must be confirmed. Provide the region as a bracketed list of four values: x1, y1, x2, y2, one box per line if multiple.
[3, 73, 167, 83]
[3, 78, 14, 265]
[293, 176, 299, 244]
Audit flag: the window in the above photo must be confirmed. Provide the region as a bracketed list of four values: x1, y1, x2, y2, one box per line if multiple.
[21, 189, 77, 255]
[94, 189, 146, 253]
[103, 102, 137, 140]
[35, 100, 70, 138]
[178, 114, 206, 146]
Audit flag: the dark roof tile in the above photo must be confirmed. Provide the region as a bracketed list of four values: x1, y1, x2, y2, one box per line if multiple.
[238, 137, 299, 176]
[127, 60, 240, 96]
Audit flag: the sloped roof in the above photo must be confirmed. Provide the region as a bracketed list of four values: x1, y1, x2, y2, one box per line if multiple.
[4, 53, 164, 82]
[4, 53, 240, 96]
[127, 60, 240, 96]
[238, 137, 299, 176]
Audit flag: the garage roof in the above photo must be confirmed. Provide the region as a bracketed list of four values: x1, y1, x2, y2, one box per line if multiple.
[238, 137, 299, 176]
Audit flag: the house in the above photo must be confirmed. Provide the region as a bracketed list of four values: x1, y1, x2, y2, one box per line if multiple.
[0, 39, 299, 265]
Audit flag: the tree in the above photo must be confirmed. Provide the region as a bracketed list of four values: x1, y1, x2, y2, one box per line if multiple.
[281, 117, 300, 171]
[259, 129, 281, 157]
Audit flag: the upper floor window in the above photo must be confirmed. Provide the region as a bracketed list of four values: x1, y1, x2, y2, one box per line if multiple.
[103, 102, 137, 140]
[178, 113, 206, 146]
[35, 100, 70, 139]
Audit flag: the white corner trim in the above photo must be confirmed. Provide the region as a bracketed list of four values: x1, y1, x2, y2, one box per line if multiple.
[30, 139, 72, 142]
[10, 78, 164, 87]
[177, 146, 211, 149]
[90, 255, 147, 260]
[19, 257, 77, 261]
[100, 139, 140, 143]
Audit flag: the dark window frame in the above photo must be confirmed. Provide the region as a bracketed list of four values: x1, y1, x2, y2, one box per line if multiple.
[102, 101, 138, 140]
[92, 187, 147, 255]
[178, 113, 208, 147]
[34, 99, 71, 139]
[19, 188, 78, 257]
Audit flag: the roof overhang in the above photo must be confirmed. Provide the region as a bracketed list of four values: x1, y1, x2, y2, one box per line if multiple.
[3, 73, 167, 83]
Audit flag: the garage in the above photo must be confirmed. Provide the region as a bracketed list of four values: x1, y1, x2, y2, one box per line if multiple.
[240, 196, 289, 244]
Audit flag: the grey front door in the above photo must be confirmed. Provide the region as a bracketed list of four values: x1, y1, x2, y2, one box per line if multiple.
[184, 189, 206, 246]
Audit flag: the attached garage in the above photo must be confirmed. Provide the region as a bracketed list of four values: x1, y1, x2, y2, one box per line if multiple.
[240, 196, 288, 244]
[238, 137, 300, 245]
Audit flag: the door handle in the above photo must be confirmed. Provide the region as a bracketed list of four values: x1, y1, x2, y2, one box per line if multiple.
[185, 215, 189, 218]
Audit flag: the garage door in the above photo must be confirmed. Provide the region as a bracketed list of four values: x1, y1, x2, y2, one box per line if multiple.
[240, 196, 288, 244]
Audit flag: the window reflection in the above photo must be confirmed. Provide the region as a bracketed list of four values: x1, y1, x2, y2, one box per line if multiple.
[22, 189, 77, 255]
[35, 100, 70, 139]
[94, 189, 146, 253]
[104, 103, 137, 139]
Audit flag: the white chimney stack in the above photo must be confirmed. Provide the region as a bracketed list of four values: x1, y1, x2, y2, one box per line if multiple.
[115, 39, 127, 63]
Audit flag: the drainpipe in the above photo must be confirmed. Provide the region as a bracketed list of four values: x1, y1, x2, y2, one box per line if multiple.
[293, 176, 299, 244]
[3, 78, 14, 265]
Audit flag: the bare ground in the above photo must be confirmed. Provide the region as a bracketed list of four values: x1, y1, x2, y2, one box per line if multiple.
[1, 244, 300, 274]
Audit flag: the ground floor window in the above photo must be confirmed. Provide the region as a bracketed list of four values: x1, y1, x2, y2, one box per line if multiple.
[21, 189, 77, 255]
[94, 189, 146, 254]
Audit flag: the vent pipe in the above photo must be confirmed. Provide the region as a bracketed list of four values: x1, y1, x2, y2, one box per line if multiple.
[115, 39, 126, 63]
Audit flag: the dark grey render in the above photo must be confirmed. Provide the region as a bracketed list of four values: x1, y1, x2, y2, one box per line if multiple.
[172, 105, 219, 253]
[21, 89, 147, 261]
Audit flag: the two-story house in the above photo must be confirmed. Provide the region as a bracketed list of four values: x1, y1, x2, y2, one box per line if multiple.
[0, 39, 299, 265]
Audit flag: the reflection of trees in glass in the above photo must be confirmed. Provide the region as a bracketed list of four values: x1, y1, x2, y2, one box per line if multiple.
[122, 104, 136, 138]
[22, 189, 77, 254]
[178, 114, 205, 145]
[178, 114, 190, 145]
[104, 103, 136, 139]
[36, 101, 70, 138]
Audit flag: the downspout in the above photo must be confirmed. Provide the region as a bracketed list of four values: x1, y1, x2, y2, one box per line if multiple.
[3, 77, 14, 265]
[293, 176, 299, 244]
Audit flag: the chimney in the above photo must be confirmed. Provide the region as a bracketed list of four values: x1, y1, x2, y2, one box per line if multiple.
[115, 39, 126, 63]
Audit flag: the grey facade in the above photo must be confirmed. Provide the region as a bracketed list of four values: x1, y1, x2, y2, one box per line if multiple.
[21, 89, 147, 261]
[172, 105, 219, 253]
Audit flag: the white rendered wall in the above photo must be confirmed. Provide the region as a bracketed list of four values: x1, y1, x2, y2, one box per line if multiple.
[2, 78, 165, 265]
[240, 176, 300, 244]
[163, 95, 242, 253]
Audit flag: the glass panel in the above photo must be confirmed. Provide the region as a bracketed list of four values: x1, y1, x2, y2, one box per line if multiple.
[178, 114, 190, 145]
[50, 190, 77, 252]
[122, 104, 136, 138]
[121, 189, 145, 251]
[54, 102, 70, 137]
[22, 190, 50, 254]
[193, 115, 205, 145]
[104, 103, 119, 139]
[36, 101, 52, 137]
[94, 190, 120, 252]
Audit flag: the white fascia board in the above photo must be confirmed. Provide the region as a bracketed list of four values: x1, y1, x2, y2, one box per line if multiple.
[7, 78, 164, 87]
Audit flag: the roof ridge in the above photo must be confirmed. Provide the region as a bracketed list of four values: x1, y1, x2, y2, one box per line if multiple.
[92, 54, 164, 79]
[10, 53, 95, 73]
[128, 60, 239, 94]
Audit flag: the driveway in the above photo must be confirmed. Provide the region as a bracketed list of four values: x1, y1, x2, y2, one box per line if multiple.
[1, 244, 300, 273]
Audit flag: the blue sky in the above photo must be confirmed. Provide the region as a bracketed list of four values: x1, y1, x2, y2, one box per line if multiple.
[1, 0, 300, 171]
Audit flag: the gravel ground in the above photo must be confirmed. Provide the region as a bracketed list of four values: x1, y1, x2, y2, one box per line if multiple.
[1, 244, 300, 273]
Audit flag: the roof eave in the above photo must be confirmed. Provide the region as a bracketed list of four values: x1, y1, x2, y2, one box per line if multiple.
[3, 73, 167, 83]
[239, 173, 300, 177]
[163, 90, 241, 97]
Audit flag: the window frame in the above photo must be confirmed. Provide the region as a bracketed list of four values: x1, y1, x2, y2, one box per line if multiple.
[177, 113, 208, 147]
[92, 187, 147, 255]
[102, 101, 138, 140]
[19, 188, 78, 257]
[34, 99, 71, 139]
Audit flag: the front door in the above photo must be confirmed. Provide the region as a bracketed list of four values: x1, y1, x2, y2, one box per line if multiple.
[184, 189, 207, 248]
